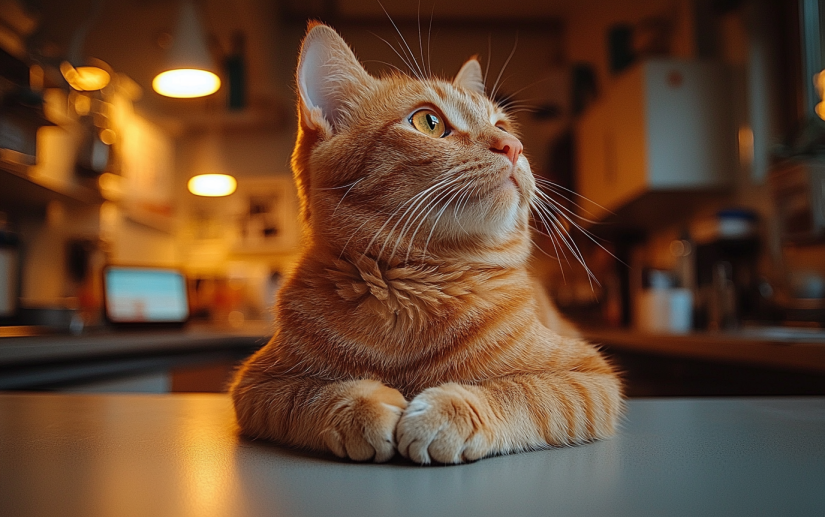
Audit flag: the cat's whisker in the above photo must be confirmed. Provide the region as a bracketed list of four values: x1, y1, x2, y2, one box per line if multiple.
[532, 200, 578, 263]
[535, 177, 615, 216]
[426, 3, 434, 76]
[534, 199, 583, 259]
[532, 238, 568, 283]
[503, 108, 540, 115]
[362, 59, 406, 76]
[370, 32, 420, 79]
[339, 215, 379, 259]
[529, 219, 567, 284]
[360, 190, 428, 261]
[417, 1, 426, 78]
[368, 176, 453, 261]
[388, 177, 461, 261]
[314, 178, 364, 191]
[497, 101, 541, 116]
[421, 182, 474, 259]
[534, 187, 601, 224]
[534, 191, 623, 266]
[483, 35, 492, 88]
[530, 223, 565, 263]
[498, 77, 557, 104]
[497, 98, 541, 109]
[403, 183, 466, 262]
[375, 174, 458, 261]
[392, 36, 424, 81]
[530, 201, 569, 268]
[490, 33, 518, 102]
[332, 177, 366, 216]
[530, 198, 571, 284]
[533, 199, 600, 287]
[390, 178, 464, 262]
[535, 191, 602, 224]
[377, 0, 426, 79]
[534, 185, 600, 220]
[452, 183, 478, 234]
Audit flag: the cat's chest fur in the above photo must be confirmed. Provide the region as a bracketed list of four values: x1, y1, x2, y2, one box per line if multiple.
[279, 252, 538, 378]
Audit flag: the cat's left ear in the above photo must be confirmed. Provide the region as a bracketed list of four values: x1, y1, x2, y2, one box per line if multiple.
[297, 23, 374, 133]
[453, 57, 485, 94]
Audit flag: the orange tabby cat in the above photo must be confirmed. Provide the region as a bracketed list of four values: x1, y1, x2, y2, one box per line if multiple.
[230, 23, 622, 464]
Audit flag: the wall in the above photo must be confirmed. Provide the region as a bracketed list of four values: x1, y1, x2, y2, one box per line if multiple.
[18, 80, 178, 307]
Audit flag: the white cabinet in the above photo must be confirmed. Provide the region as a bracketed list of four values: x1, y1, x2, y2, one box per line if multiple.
[575, 60, 736, 221]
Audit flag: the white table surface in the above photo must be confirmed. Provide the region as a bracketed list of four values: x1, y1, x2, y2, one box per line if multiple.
[1, 393, 823, 517]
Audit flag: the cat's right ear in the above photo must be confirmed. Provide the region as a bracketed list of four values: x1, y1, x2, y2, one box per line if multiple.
[297, 23, 373, 134]
[454, 57, 485, 94]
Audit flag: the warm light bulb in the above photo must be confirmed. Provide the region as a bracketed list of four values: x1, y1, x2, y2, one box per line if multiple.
[99, 128, 116, 145]
[153, 69, 221, 98]
[188, 174, 236, 197]
[61, 62, 111, 91]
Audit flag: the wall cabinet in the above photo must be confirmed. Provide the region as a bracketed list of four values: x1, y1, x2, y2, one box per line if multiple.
[575, 60, 736, 224]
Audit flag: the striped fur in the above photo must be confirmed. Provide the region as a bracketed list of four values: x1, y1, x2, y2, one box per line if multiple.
[230, 23, 622, 464]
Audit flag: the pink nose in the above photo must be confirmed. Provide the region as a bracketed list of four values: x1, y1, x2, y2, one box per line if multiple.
[490, 134, 523, 165]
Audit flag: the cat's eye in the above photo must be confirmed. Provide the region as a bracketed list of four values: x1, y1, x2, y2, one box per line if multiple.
[409, 109, 448, 138]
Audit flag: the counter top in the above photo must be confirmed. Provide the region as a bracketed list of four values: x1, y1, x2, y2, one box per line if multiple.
[581, 327, 825, 373]
[0, 324, 271, 390]
[0, 393, 823, 517]
[0, 323, 271, 366]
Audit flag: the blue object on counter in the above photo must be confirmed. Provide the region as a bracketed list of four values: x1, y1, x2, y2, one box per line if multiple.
[103, 266, 189, 325]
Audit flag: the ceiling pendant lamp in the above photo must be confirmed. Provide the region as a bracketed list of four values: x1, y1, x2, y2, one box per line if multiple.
[153, 0, 220, 98]
[61, 0, 110, 91]
[187, 131, 236, 197]
[188, 173, 237, 197]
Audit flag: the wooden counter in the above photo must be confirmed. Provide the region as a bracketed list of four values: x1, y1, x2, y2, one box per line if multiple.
[0, 324, 271, 390]
[581, 327, 825, 373]
[0, 393, 823, 517]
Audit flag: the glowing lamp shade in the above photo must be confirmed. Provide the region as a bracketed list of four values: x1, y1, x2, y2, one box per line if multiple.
[153, 69, 220, 98]
[154, 0, 220, 99]
[188, 174, 237, 197]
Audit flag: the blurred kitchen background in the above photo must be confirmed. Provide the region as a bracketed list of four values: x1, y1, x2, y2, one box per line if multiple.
[1, 0, 825, 395]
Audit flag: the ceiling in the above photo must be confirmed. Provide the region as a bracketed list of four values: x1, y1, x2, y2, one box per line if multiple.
[19, 0, 674, 128]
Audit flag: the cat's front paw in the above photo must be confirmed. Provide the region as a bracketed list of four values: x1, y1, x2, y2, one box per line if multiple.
[396, 383, 493, 464]
[322, 380, 407, 463]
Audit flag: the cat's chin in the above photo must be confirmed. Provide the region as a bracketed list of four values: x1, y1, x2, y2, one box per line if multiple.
[493, 177, 521, 214]
[456, 196, 523, 240]
[498, 175, 518, 195]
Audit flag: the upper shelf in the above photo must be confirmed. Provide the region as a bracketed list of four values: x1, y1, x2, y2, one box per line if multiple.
[0, 160, 102, 216]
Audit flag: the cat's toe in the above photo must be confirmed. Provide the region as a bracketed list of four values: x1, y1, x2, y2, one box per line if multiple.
[323, 381, 407, 463]
[396, 383, 492, 465]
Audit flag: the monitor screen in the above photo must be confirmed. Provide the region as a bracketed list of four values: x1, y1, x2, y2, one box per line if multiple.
[104, 267, 189, 323]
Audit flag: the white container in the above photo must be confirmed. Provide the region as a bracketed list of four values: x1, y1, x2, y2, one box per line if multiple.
[636, 288, 693, 334]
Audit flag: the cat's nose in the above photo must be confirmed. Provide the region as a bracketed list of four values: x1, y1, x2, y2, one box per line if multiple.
[490, 134, 523, 165]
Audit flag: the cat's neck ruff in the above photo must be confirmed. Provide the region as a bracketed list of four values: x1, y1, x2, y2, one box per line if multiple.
[322, 230, 533, 274]
[301, 246, 534, 340]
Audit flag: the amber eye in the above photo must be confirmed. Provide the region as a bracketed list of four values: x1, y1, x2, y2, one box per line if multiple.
[409, 109, 448, 137]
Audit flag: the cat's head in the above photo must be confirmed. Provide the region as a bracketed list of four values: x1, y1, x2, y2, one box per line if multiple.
[292, 23, 535, 266]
